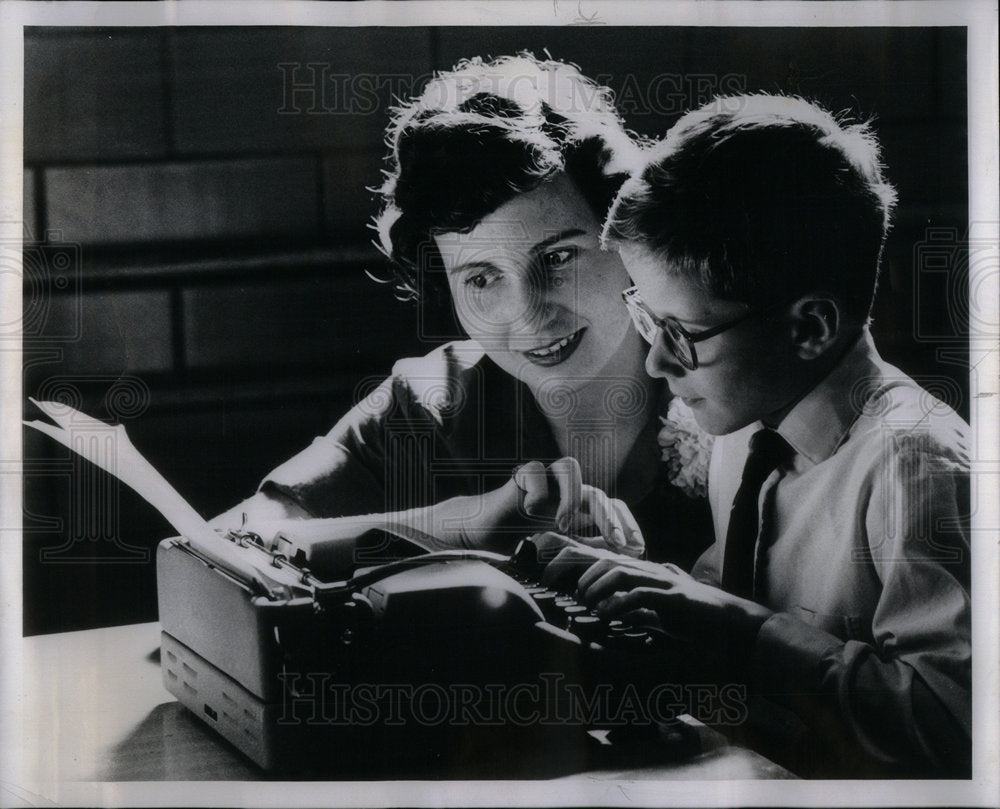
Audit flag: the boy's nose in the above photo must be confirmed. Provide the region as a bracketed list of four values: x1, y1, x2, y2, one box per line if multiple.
[645, 335, 685, 379]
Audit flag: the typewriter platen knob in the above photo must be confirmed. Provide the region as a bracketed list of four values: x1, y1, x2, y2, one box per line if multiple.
[511, 537, 543, 580]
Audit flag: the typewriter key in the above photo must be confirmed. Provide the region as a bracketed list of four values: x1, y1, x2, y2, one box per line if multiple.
[530, 591, 562, 622]
[621, 629, 651, 652]
[569, 614, 604, 641]
[561, 604, 588, 629]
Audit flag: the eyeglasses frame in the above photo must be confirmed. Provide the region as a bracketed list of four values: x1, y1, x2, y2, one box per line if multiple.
[621, 285, 770, 370]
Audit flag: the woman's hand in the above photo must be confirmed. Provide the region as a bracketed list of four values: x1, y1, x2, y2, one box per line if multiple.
[513, 458, 644, 556]
[431, 456, 644, 554]
[224, 457, 646, 558]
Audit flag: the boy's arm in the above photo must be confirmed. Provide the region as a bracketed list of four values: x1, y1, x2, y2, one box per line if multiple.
[569, 441, 971, 776]
[747, 443, 971, 776]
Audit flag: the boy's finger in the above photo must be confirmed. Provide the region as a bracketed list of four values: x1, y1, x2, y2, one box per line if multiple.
[582, 567, 668, 605]
[540, 546, 595, 588]
[594, 586, 670, 618]
[529, 531, 578, 563]
[574, 557, 618, 594]
[578, 565, 643, 604]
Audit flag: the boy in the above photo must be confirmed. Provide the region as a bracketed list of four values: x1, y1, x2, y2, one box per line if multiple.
[545, 94, 971, 777]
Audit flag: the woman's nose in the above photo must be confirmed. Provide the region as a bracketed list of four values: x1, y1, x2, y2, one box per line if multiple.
[645, 334, 685, 379]
[505, 277, 552, 334]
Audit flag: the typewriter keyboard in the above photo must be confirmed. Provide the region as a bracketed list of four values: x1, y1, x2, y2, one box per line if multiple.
[507, 539, 663, 655]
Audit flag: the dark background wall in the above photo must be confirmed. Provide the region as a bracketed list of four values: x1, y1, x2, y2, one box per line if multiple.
[21, 26, 969, 635]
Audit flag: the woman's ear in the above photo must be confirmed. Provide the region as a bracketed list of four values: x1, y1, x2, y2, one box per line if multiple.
[787, 296, 841, 359]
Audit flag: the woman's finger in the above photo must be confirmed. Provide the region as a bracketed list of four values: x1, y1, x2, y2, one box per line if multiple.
[571, 485, 628, 550]
[515, 460, 553, 517]
[549, 457, 583, 533]
[565, 534, 610, 551]
[609, 496, 644, 555]
[593, 489, 628, 552]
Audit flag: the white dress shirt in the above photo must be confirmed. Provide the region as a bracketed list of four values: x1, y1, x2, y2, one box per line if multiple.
[692, 331, 971, 776]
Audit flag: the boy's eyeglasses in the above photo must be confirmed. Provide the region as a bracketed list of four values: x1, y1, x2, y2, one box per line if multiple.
[621, 286, 764, 371]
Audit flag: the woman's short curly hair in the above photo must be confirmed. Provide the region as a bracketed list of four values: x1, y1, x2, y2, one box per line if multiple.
[372, 53, 642, 302]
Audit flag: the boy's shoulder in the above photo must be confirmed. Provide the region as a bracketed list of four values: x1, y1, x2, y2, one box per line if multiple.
[778, 330, 970, 468]
[776, 332, 969, 473]
[847, 361, 969, 468]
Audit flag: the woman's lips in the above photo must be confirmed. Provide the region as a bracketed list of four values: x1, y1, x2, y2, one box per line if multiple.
[522, 328, 585, 367]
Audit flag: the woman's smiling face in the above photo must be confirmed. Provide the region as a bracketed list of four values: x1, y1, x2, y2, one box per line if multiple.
[435, 174, 635, 392]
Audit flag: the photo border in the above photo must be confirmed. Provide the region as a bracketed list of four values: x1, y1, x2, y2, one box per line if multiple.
[1, 1, 996, 806]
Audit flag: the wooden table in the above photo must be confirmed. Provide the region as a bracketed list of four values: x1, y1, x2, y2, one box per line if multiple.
[11, 622, 793, 803]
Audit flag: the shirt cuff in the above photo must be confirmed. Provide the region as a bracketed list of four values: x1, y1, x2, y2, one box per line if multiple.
[748, 611, 844, 703]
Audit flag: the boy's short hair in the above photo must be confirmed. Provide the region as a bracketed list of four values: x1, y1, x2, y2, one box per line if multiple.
[373, 53, 642, 302]
[603, 94, 898, 320]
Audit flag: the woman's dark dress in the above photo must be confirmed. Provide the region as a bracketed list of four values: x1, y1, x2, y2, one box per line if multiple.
[259, 341, 711, 569]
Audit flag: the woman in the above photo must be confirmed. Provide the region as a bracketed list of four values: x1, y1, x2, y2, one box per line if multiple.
[215, 54, 710, 568]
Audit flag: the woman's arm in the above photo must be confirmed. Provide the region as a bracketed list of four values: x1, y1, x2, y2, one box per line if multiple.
[215, 457, 645, 570]
[211, 345, 646, 564]
[210, 488, 312, 529]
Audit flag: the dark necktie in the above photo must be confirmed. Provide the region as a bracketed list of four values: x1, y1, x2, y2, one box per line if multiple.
[721, 428, 791, 600]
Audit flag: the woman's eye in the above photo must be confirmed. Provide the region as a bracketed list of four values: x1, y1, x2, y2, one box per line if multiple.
[542, 247, 576, 269]
[465, 271, 497, 290]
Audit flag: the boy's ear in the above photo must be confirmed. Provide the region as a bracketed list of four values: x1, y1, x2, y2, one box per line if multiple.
[787, 296, 841, 359]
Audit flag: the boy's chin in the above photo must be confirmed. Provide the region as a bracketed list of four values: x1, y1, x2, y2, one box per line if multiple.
[690, 405, 755, 437]
[689, 410, 727, 436]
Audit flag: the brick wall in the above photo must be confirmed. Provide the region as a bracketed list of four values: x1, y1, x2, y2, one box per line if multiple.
[21, 26, 968, 634]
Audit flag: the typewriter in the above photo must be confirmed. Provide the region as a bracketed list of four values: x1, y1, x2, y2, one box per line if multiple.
[157, 525, 696, 777]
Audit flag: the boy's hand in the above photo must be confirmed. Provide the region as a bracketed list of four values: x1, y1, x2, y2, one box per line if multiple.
[564, 555, 775, 680]
[538, 539, 658, 589]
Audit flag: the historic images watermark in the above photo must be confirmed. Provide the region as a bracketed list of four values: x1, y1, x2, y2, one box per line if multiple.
[277, 63, 747, 119]
[277, 672, 749, 728]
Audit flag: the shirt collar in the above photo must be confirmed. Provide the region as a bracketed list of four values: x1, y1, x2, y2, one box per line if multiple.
[776, 330, 883, 466]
